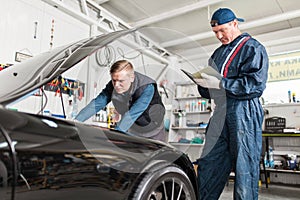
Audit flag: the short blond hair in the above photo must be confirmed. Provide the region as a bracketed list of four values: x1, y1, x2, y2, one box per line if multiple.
[110, 60, 133, 74]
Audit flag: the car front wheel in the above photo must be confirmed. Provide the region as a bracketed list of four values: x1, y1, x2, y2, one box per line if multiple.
[132, 163, 197, 200]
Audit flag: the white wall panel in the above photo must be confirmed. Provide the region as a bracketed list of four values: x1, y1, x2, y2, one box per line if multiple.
[0, 0, 90, 64]
[2, 0, 169, 121]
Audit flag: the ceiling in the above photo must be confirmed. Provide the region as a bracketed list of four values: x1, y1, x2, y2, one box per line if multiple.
[43, 0, 300, 64]
[94, 0, 300, 62]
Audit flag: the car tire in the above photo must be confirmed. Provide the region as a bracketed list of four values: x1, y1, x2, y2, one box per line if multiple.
[132, 162, 197, 200]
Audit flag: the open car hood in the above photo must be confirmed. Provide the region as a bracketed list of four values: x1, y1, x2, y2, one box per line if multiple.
[0, 29, 135, 106]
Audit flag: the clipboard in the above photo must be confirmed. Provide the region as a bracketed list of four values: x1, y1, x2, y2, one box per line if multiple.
[181, 67, 222, 84]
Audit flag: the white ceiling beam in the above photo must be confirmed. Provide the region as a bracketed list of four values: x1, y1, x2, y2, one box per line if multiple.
[92, 0, 109, 4]
[42, 0, 170, 64]
[86, 0, 130, 29]
[256, 26, 300, 47]
[178, 26, 300, 61]
[79, 0, 89, 15]
[131, 0, 226, 27]
[263, 35, 300, 47]
[161, 9, 300, 48]
[43, 0, 105, 27]
[239, 9, 300, 30]
[162, 32, 214, 48]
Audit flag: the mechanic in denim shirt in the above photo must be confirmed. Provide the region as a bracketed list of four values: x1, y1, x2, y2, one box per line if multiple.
[194, 8, 269, 200]
[75, 60, 166, 142]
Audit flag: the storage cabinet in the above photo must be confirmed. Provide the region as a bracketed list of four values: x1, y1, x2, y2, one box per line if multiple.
[262, 133, 300, 185]
[261, 103, 300, 185]
[168, 81, 211, 161]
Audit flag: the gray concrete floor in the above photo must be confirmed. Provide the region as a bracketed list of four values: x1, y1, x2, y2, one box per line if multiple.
[220, 182, 300, 200]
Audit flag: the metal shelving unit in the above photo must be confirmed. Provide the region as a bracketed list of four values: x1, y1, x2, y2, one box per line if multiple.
[262, 132, 300, 186]
[168, 81, 211, 161]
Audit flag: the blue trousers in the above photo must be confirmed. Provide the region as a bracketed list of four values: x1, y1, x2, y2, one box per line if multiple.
[197, 98, 263, 200]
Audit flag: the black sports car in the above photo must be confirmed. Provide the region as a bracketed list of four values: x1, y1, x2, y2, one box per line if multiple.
[0, 30, 198, 200]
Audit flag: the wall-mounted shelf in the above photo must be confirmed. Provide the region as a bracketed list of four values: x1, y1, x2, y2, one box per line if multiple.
[262, 132, 300, 185]
[171, 127, 206, 130]
[173, 111, 210, 115]
[174, 96, 202, 100]
[168, 81, 210, 161]
[169, 142, 204, 147]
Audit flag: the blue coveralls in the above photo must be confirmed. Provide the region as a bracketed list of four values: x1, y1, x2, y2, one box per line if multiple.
[197, 33, 269, 200]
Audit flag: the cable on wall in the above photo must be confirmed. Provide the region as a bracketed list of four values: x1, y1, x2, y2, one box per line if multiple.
[116, 47, 142, 60]
[95, 45, 148, 74]
[140, 52, 147, 75]
[95, 45, 116, 67]
[37, 88, 48, 115]
[116, 47, 149, 74]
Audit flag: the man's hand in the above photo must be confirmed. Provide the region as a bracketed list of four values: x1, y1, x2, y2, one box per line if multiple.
[194, 73, 221, 89]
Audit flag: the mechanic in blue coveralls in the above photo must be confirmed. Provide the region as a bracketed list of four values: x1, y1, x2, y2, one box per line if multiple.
[75, 60, 166, 142]
[194, 8, 269, 200]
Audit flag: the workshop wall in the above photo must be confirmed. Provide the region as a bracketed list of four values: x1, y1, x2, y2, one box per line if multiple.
[3, 0, 167, 119]
[0, 0, 90, 64]
[7, 0, 300, 119]
[1, 0, 90, 116]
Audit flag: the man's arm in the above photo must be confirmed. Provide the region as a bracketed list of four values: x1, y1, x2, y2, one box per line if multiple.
[115, 84, 154, 132]
[75, 82, 113, 122]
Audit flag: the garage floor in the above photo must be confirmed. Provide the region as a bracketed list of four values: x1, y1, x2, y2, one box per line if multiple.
[220, 182, 300, 200]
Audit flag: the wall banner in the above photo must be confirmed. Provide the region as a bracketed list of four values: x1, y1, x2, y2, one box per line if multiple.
[268, 51, 300, 82]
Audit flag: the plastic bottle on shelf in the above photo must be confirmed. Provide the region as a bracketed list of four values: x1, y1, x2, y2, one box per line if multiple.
[178, 111, 186, 127]
[288, 90, 291, 103]
[182, 111, 186, 127]
[185, 102, 190, 112]
[269, 146, 274, 168]
[197, 100, 201, 112]
[201, 100, 206, 111]
[191, 100, 196, 112]
[107, 112, 112, 128]
[95, 113, 100, 121]
[43, 110, 51, 116]
[292, 92, 296, 103]
[102, 110, 107, 122]
[264, 152, 269, 168]
[189, 100, 193, 112]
